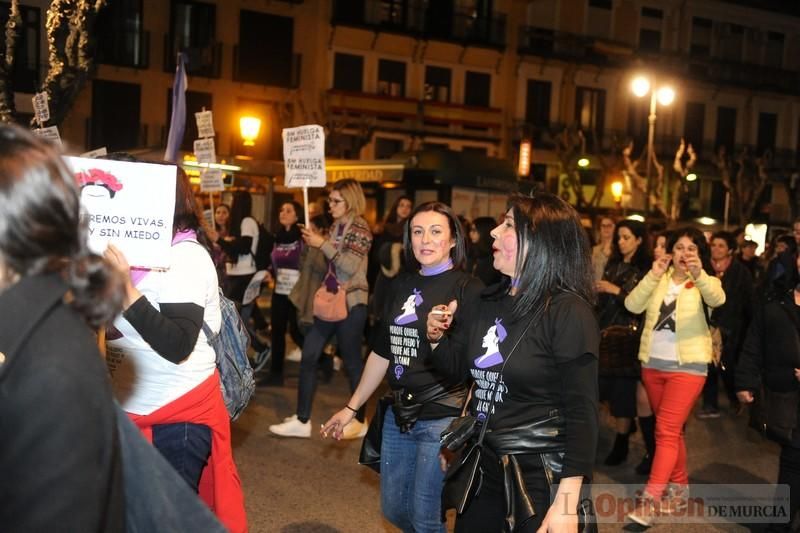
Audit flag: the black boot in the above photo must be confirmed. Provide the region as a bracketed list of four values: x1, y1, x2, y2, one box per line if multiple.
[635, 415, 656, 475]
[604, 432, 629, 466]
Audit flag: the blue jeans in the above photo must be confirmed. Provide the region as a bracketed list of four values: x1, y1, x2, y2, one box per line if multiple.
[152, 422, 212, 493]
[116, 406, 226, 532]
[381, 407, 452, 533]
[297, 304, 367, 422]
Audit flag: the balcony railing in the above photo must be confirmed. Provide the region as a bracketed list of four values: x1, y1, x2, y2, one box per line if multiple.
[654, 51, 800, 96]
[519, 26, 800, 96]
[233, 48, 301, 88]
[163, 35, 222, 79]
[517, 26, 633, 66]
[97, 29, 150, 69]
[327, 89, 502, 141]
[331, 0, 506, 49]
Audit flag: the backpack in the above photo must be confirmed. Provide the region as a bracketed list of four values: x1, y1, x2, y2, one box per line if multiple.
[202, 287, 255, 420]
[250, 219, 274, 272]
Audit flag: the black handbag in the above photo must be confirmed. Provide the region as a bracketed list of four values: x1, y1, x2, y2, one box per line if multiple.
[598, 324, 640, 376]
[750, 387, 799, 446]
[441, 308, 544, 515]
[358, 396, 391, 473]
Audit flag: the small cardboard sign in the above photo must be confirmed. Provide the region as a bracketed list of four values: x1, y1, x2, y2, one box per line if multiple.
[81, 147, 108, 159]
[193, 138, 216, 164]
[195, 110, 215, 139]
[200, 168, 224, 193]
[66, 157, 177, 270]
[32, 126, 61, 145]
[282, 124, 326, 188]
[32, 92, 50, 124]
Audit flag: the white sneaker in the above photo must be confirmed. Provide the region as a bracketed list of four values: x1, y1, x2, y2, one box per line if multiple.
[341, 419, 368, 440]
[269, 415, 311, 438]
[285, 347, 302, 362]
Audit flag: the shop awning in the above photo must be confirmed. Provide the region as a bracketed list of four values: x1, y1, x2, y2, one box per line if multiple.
[325, 159, 404, 183]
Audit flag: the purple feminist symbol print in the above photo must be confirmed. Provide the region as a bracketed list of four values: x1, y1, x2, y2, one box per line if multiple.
[394, 365, 404, 380]
[474, 318, 507, 369]
[394, 289, 423, 326]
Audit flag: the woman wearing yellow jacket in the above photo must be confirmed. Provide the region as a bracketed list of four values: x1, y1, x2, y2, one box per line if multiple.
[623, 227, 725, 526]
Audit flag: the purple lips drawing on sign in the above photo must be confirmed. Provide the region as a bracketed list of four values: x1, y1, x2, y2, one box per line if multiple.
[394, 289, 423, 325]
[474, 318, 507, 369]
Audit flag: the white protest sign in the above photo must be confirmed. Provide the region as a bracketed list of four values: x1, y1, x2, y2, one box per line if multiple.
[195, 110, 215, 138]
[282, 125, 326, 188]
[32, 92, 50, 124]
[32, 126, 61, 145]
[242, 270, 267, 306]
[81, 147, 108, 158]
[66, 157, 177, 270]
[200, 168, 224, 192]
[193, 138, 216, 164]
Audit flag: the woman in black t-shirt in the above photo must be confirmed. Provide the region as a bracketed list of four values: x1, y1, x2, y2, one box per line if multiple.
[427, 193, 599, 533]
[322, 202, 482, 533]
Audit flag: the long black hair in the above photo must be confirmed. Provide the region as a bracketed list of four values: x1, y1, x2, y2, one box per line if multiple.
[499, 193, 595, 321]
[0, 124, 123, 328]
[403, 201, 468, 271]
[228, 190, 253, 238]
[385, 195, 412, 225]
[608, 219, 651, 272]
[667, 226, 713, 276]
[471, 216, 496, 256]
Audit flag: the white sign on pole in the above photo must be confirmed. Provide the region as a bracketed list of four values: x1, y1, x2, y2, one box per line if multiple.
[200, 168, 224, 193]
[32, 92, 50, 124]
[282, 125, 326, 188]
[32, 126, 62, 145]
[195, 110, 215, 138]
[66, 157, 177, 270]
[193, 138, 216, 164]
[81, 147, 108, 159]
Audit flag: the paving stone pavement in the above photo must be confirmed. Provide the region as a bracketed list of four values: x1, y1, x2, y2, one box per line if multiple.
[231, 359, 784, 533]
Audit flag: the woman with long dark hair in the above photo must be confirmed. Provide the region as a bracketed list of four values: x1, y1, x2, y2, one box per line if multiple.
[270, 179, 373, 439]
[467, 216, 503, 287]
[209, 204, 231, 288]
[596, 220, 651, 466]
[260, 200, 306, 386]
[104, 167, 246, 532]
[370, 195, 414, 324]
[0, 124, 126, 531]
[624, 227, 725, 526]
[322, 202, 482, 532]
[427, 193, 599, 532]
[219, 190, 271, 334]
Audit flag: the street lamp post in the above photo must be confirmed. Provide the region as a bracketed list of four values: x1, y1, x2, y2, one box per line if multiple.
[632, 76, 675, 213]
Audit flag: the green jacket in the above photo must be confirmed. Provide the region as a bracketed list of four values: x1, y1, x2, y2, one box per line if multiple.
[624, 268, 726, 365]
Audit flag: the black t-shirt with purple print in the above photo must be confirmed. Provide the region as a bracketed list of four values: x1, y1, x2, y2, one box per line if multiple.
[429, 290, 600, 480]
[372, 269, 482, 420]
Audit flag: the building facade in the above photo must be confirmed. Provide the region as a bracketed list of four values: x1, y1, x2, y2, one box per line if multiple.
[4, 0, 800, 222]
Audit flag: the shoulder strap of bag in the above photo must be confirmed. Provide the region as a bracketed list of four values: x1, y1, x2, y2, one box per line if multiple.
[474, 299, 550, 446]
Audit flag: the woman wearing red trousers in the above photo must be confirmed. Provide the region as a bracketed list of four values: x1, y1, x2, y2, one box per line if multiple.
[623, 227, 725, 526]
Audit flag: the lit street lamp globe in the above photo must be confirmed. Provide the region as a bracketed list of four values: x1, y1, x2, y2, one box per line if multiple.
[631, 76, 651, 98]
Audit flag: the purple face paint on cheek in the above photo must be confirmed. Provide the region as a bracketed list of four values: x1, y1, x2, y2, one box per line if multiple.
[502, 234, 515, 261]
